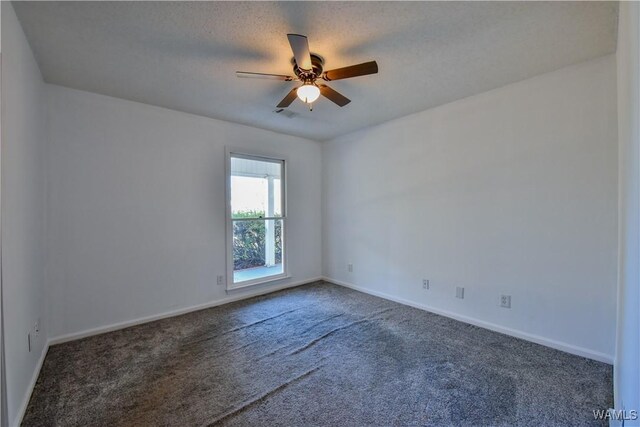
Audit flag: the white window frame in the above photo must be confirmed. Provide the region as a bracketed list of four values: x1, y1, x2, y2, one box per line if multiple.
[225, 147, 289, 290]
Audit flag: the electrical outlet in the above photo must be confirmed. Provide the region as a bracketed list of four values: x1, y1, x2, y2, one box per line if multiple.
[34, 318, 40, 337]
[216, 275, 225, 286]
[422, 279, 429, 290]
[500, 295, 511, 309]
[456, 287, 465, 299]
[348, 263, 353, 273]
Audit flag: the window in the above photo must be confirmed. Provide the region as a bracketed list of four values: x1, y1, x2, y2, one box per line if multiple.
[227, 152, 287, 289]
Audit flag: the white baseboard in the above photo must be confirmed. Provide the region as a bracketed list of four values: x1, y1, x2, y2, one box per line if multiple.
[49, 276, 322, 345]
[13, 340, 49, 427]
[322, 276, 613, 364]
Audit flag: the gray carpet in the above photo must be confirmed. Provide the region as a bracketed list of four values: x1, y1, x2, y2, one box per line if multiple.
[23, 281, 612, 426]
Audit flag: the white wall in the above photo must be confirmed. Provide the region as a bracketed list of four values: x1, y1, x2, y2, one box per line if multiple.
[1, 3, 48, 425]
[323, 55, 618, 362]
[615, 1, 640, 419]
[45, 85, 322, 340]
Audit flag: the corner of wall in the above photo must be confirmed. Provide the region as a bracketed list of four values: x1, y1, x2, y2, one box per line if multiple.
[614, 0, 640, 416]
[1, 2, 51, 425]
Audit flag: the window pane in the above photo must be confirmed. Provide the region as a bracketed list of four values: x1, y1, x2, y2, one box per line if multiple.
[231, 157, 282, 219]
[233, 219, 283, 284]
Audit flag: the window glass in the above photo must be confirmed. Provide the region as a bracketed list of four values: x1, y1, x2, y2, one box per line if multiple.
[229, 155, 286, 286]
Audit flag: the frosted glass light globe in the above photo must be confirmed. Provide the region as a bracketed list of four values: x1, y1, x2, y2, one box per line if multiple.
[296, 84, 320, 103]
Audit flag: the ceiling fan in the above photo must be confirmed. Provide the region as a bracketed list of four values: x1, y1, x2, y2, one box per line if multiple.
[236, 34, 378, 110]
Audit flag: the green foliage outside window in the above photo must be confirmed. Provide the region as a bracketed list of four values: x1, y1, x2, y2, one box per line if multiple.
[233, 211, 282, 270]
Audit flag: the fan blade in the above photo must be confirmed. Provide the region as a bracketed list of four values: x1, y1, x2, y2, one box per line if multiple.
[236, 71, 294, 81]
[276, 87, 299, 108]
[319, 84, 351, 107]
[322, 61, 378, 81]
[287, 34, 313, 71]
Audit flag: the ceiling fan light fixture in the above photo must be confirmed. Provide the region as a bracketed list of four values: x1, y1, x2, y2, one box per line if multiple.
[296, 83, 320, 104]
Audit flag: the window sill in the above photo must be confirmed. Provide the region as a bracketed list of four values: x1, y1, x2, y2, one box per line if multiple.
[226, 274, 291, 292]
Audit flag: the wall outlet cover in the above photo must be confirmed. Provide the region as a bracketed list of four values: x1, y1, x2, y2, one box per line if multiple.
[500, 295, 512, 308]
[456, 287, 464, 299]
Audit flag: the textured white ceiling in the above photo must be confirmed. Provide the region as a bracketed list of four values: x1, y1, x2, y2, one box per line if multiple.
[13, 1, 618, 141]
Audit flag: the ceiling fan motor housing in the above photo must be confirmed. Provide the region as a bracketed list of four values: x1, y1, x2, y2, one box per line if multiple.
[293, 54, 324, 82]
